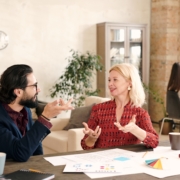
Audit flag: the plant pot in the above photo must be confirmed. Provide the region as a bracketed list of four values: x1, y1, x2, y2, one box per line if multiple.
[159, 119, 173, 135]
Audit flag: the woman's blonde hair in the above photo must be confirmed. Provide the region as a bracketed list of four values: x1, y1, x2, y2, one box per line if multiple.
[109, 63, 145, 107]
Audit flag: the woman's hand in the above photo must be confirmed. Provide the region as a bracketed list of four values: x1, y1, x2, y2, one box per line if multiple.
[114, 115, 137, 133]
[82, 122, 101, 141]
[114, 115, 146, 141]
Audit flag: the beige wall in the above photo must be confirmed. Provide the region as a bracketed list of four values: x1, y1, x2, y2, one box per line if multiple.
[150, 0, 180, 122]
[0, 0, 151, 106]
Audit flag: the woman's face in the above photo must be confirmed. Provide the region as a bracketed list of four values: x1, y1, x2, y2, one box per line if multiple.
[108, 70, 131, 97]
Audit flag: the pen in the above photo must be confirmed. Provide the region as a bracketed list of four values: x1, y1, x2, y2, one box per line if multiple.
[28, 169, 41, 173]
[142, 151, 148, 158]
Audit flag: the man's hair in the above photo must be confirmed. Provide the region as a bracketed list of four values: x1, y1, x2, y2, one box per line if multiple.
[167, 62, 180, 92]
[109, 63, 145, 107]
[0, 64, 33, 104]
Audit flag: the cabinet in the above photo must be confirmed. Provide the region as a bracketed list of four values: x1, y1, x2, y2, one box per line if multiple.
[97, 22, 149, 97]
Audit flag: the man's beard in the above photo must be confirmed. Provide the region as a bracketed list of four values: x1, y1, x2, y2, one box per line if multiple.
[19, 94, 38, 108]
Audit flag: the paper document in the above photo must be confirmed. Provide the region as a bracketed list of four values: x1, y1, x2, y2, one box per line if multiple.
[63, 162, 123, 173]
[62, 148, 141, 163]
[44, 156, 73, 166]
[44, 146, 180, 179]
[137, 146, 180, 178]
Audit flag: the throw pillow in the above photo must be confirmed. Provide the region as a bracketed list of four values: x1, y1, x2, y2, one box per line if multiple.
[63, 103, 95, 130]
[36, 101, 47, 117]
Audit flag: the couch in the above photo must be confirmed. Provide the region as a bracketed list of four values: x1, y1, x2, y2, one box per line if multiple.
[30, 100, 48, 121]
[42, 96, 110, 154]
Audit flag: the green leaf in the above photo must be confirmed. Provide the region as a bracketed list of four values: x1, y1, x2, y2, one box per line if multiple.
[49, 49, 103, 107]
[143, 83, 166, 117]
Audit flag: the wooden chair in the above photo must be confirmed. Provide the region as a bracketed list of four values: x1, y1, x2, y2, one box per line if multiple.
[159, 90, 180, 135]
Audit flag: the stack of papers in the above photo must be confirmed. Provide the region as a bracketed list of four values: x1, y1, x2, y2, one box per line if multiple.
[44, 146, 180, 179]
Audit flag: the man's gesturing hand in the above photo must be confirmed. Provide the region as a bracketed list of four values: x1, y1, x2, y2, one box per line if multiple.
[42, 98, 74, 119]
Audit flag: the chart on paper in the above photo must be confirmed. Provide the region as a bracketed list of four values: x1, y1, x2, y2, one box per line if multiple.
[62, 148, 139, 163]
[63, 162, 123, 173]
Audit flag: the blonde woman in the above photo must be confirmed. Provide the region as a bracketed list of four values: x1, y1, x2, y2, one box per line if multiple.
[81, 63, 158, 149]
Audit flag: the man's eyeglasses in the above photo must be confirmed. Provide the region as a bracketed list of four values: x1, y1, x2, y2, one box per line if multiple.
[25, 82, 38, 91]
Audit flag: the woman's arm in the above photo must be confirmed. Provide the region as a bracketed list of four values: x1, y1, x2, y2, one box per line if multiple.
[135, 110, 159, 148]
[81, 105, 100, 149]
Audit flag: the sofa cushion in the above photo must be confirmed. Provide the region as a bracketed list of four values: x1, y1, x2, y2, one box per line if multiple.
[36, 101, 47, 117]
[42, 131, 68, 153]
[85, 96, 110, 106]
[63, 103, 95, 130]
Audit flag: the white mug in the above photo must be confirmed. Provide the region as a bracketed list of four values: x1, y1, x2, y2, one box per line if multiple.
[0, 153, 6, 175]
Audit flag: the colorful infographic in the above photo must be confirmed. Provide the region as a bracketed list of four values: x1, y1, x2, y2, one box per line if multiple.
[63, 162, 122, 172]
[145, 159, 163, 170]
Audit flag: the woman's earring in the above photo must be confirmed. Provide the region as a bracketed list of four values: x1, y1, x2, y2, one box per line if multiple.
[128, 86, 131, 90]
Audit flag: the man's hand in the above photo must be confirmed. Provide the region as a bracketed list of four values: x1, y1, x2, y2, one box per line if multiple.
[42, 98, 74, 119]
[114, 115, 137, 133]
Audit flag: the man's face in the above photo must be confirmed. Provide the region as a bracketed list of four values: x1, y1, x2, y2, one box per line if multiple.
[19, 92, 38, 108]
[19, 73, 40, 108]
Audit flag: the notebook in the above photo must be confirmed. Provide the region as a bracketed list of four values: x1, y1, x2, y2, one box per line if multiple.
[3, 169, 55, 180]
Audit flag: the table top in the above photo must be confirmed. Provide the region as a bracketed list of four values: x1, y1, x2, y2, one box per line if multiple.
[4, 141, 180, 180]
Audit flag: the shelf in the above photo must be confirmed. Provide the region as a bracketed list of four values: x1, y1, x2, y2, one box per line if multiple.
[97, 22, 147, 97]
[111, 41, 125, 43]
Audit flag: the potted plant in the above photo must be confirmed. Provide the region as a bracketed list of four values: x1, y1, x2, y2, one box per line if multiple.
[143, 83, 174, 134]
[49, 49, 103, 107]
[143, 83, 167, 117]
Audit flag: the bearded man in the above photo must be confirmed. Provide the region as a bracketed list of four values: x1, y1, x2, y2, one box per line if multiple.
[0, 64, 73, 162]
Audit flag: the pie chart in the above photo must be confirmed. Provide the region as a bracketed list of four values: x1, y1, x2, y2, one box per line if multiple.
[145, 158, 163, 170]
